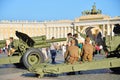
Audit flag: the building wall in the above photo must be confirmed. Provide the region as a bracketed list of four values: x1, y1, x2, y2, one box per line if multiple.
[0, 22, 73, 40]
[0, 16, 119, 40]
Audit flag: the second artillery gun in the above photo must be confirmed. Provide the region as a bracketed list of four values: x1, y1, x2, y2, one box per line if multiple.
[28, 24, 120, 78]
[0, 31, 66, 69]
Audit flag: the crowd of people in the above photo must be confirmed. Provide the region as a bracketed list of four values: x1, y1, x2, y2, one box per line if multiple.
[48, 33, 104, 64]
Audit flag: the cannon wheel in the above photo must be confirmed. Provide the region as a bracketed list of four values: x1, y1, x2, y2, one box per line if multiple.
[22, 48, 45, 69]
[107, 53, 120, 73]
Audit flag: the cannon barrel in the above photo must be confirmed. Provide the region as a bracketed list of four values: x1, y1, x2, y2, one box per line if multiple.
[31, 35, 46, 41]
[46, 38, 66, 43]
[0, 37, 66, 49]
[0, 40, 6, 44]
[34, 38, 66, 45]
[34, 38, 66, 48]
[34, 41, 46, 45]
[34, 44, 50, 48]
[0, 40, 6, 48]
[0, 44, 5, 48]
[0, 31, 66, 49]
[0, 35, 46, 48]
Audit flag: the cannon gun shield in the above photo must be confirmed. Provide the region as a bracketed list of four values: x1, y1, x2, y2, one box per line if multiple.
[15, 31, 35, 47]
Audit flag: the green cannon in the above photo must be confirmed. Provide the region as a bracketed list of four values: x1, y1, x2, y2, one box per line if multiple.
[28, 35, 120, 78]
[28, 27, 120, 78]
[0, 31, 66, 69]
[0, 40, 6, 49]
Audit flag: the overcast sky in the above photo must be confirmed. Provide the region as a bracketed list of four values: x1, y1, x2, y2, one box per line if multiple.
[0, 0, 120, 21]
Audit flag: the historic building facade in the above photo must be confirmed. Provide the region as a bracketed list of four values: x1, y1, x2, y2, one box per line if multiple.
[0, 3, 120, 40]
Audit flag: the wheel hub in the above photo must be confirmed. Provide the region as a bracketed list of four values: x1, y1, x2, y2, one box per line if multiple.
[28, 53, 40, 65]
[30, 56, 36, 62]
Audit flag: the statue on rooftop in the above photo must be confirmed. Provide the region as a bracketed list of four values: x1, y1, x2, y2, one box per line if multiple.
[91, 2, 97, 14]
[98, 9, 102, 14]
[81, 3, 102, 15]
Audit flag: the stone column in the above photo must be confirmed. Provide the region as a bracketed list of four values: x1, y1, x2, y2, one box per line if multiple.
[59, 27, 61, 38]
[53, 27, 55, 38]
[107, 24, 110, 35]
[63, 27, 65, 38]
[47, 27, 49, 39]
[56, 27, 58, 38]
[61, 27, 63, 38]
[52, 27, 54, 38]
[57, 27, 59, 38]
[67, 27, 69, 33]
[78, 26, 81, 33]
[46, 26, 48, 39]
[102, 24, 105, 37]
[50, 27, 52, 38]
[73, 25, 75, 34]
[78, 26, 81, 38]
[55, 27, 57, 38]
[64, 27, 67, 37]
[51, 27, 54, 38]
[111, 24, 115, 36]
[45, 25, 47, 38]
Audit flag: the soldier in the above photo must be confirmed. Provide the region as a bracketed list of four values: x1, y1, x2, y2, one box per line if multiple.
[81, 37, 94, 62]
[8, 37, 15, 56]
[64, 39, 80, 64]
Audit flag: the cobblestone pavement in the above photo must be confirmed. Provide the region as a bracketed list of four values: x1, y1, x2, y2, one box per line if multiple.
[0, 52, 120, 80]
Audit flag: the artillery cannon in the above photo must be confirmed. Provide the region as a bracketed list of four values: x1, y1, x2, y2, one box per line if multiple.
[0, 31, 66, 69]
[28, 26, 120, 78]
[102, 24, 120, 72]
[0, 27, 120, 78]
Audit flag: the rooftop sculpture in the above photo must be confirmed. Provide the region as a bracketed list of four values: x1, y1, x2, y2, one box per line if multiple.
[82, 3, 102, 15]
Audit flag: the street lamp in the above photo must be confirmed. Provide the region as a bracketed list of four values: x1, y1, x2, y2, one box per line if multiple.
[71, 22, 75, 34]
